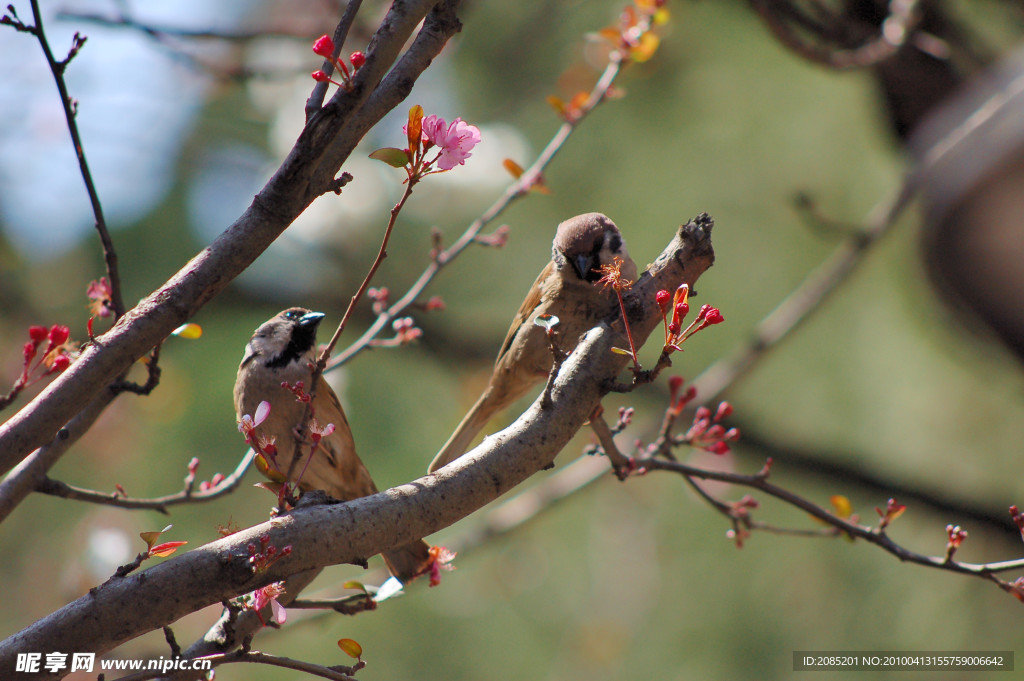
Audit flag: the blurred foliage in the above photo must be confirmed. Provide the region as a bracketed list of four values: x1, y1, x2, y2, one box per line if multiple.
[2, 0, 1024, 680]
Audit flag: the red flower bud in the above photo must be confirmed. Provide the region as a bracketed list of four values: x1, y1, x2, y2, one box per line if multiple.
[350, 51, 365, 68]
[703, 307, 724, 325]
[668, 375, 684, 399]
[312, 34, 335, 58]
[22, 341, 36, 364]
[49, 324, 70, 347]
[50, 354, 71, 372]
[706, 441, 730, 455]
[705, 424, 726, 440]
[714, 401, 733, 421]
[312, 70, 332, 83]
[656, 289, 671, 313]
[28, 326, 47, 344]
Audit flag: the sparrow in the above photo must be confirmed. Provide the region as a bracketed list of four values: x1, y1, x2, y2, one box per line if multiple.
[235, 308, 432, 582]
[428, 212, 638, 473]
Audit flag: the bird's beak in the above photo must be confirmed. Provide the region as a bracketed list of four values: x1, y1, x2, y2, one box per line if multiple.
[299, 311, 326, 329]
[572, 253, 596, 281]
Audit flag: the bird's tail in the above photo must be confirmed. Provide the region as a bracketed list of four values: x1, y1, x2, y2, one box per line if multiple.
[382, 539, 433, 582]
[428, 391, 500, 473]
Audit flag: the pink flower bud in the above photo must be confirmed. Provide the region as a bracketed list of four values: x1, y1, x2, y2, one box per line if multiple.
[714, 401, 733, 421]
[350, 51, 365, 68]
[188, 457, 200, 475]
[312, 34, 335, 58]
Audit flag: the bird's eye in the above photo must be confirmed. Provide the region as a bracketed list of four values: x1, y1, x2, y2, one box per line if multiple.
[284, 310, 300, 320]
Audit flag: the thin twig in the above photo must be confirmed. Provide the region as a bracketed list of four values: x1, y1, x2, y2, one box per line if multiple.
[26, 0, 126, 318]
[643, 457, 1024, 586]
[35, 450, 254, 513]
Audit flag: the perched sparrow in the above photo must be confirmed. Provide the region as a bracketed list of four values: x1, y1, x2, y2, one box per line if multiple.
[428, 212, 637, 473]
[235, 308, 431, 582]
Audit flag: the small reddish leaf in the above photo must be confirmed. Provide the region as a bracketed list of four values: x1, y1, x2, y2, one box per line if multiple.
[149, 541, 188, 557]
[171, 323, 202, 339]
[503, 158, 525, 178]
[830, 495, 853, 519]
[369, 147, 410, 168]
[338, 638, 363, 659]
[407, 104, 424, 153]
[630, 32, 660, 62]
[546, 95, 566, 116]
[610, 347, 633, 356]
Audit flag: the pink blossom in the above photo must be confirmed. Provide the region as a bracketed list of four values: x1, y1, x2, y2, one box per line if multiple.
[427, 546, 456, 587]
[422, 115, 481, 170]
[251, 581, 287, 625]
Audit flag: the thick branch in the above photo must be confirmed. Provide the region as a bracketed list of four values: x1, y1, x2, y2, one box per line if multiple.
[0, 217, 714, 676]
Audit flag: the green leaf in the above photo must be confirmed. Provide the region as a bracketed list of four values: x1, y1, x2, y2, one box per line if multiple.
[369, 147, 409, 168]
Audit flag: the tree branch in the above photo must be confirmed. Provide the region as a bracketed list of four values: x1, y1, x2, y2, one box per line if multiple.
[0, 217, 714, 678]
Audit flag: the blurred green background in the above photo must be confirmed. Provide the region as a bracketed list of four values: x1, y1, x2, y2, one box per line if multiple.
[2, 1, 1024, 679]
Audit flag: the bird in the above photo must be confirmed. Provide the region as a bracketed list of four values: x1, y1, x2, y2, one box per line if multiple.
[234, 307, 432, 582]
[428, 212, 637, 473]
